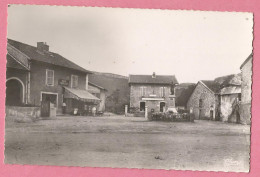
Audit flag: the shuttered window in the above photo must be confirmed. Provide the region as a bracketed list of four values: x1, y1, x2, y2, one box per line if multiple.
[140, 87, 146, 96]
[46, 69, 54, 86]
[71, 75, 78, 88]
[160, 87, 166, 97]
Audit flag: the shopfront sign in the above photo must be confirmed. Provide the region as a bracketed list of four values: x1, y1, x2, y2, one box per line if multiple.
[59, 79, 69, 86]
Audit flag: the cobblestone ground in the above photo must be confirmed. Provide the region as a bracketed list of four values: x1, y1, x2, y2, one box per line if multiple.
[5, 115, 250, 172]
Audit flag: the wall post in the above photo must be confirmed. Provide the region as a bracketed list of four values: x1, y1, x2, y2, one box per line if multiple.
[145, 106, 148, 119]
[125, 105, 128, 117]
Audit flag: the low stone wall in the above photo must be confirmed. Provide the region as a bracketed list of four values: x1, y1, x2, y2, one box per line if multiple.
[6, 106, 41, 119]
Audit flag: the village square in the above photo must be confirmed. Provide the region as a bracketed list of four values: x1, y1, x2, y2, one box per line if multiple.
[4, 39, 252, 171]
[4, 5, 254, 172]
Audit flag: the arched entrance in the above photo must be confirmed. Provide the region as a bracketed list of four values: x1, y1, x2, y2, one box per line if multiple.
[160, 102, 166, 112]
[6, 77, 24, 106]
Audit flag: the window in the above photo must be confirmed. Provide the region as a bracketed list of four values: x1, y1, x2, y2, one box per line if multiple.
[160, 87, 166, 97]
[238, 93, 241, 101]
[71, 75, 78, 88]
[199, 99, 203, 108]
[170, 85, 175, 95]
[46, 69, 54, 86]
[140, 87, 146, 97]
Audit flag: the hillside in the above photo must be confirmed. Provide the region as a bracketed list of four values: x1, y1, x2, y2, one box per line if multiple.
[175, 83, 196, 108]
[89, 72, 130, 114]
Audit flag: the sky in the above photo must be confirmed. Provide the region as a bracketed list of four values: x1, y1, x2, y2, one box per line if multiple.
[7, 5, 253, 83]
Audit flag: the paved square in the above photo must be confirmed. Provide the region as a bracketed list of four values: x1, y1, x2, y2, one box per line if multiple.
[5, 116, 250, 171]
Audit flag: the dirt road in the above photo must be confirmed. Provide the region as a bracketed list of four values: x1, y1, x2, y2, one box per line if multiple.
[5, 116, 250, 172]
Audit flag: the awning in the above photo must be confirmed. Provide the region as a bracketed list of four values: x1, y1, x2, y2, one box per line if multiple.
[64, 87, 100, 104]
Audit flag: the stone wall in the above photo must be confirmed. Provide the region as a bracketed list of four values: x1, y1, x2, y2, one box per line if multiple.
[220, 94, 240, 122]
[6, 106, 40, 118]
[187, 82, 217, 120]
[241, 56, 252, 124]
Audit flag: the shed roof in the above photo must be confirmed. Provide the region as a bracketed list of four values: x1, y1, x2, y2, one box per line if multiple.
[220, 86, 241, 95]
[199, 73, 241, 94]
[214, 73, 241, 87]
[129, 74, 178, 85]
[7, 39, 92, 74]
[88, 82, 107, 91]
[200, 80, 221, 93]
[7, 54, 29, 71]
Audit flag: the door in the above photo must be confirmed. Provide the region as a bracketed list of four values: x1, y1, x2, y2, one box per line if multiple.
[210, 110, 214, 120]
[41, 101, 50, 117]
[236, 110, 240, 123]
[140, 102, 145, 111]
[160, 102, 166, 112]
[41, 93, 57, 117]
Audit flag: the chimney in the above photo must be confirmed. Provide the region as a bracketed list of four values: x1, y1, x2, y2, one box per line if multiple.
[152, 72, 156, 78]
[37, 42, 49, 52]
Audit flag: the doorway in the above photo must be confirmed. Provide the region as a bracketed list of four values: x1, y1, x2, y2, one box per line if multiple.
[236, 110, 241, 123]
[199, 109, 202, 119]
[210, 110, 214, 120]
[140, 102, 145, 111]
[6, 78, 24, 106]
[41, 93, 58, 117]
[160, 102, 166, 112]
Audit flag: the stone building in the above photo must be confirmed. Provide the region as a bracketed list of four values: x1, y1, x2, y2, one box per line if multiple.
[240, 54, 253, 124]
[129, 73, 178, 114]
[187, 74, 242, 122]
[6, 39, 102, 116]
[187, 80, 220, 120]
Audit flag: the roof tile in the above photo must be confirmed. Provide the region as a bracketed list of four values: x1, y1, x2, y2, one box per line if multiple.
[7, 39, 92, 74]
[129, 75, 178, 85]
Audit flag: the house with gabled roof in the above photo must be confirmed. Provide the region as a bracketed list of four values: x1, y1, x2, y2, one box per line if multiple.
[128, 72, 178, 115]
[187, 74, 242, 122]
[187, 80, 220, 120]
[6, 39, 102, 116]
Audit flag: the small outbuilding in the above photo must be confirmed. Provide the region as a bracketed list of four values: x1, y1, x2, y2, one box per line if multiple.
[88, 82, 107, 112]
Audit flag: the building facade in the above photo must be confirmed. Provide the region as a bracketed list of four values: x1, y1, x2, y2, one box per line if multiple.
[240, 54, 253, 125]
[129, 73, 178, 114]
[6, 39, 101, 116]
[187, 74, 242, 122]
[187, 81, 219, 120]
